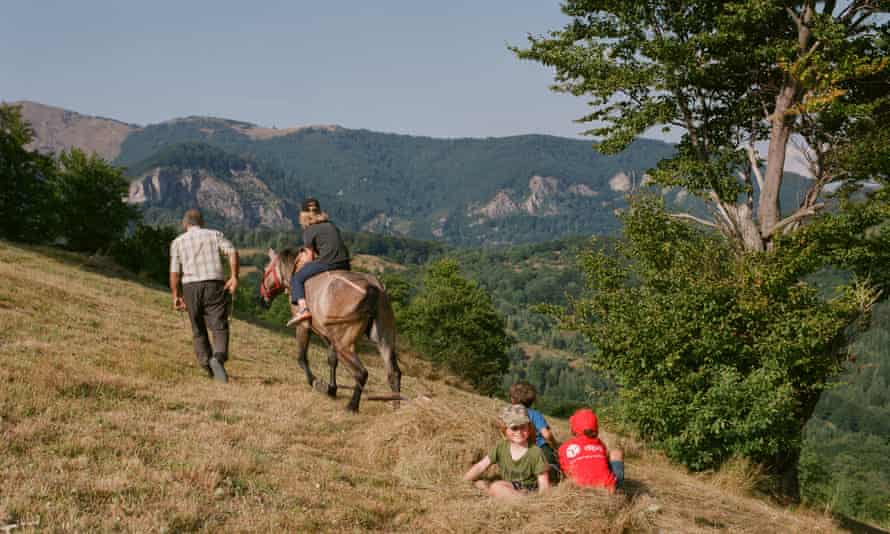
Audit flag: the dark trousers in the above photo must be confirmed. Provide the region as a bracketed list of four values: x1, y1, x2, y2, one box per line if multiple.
[290, 260, 350, 303]
[183, 280, 230, 367]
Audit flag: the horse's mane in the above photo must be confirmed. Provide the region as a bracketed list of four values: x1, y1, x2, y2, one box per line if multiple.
[277, 247, 301, 268]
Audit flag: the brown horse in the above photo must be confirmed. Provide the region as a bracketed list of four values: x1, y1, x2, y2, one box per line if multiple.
[258, 247, 401, 412]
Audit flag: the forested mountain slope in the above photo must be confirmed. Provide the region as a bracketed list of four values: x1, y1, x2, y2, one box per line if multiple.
[18, 101, 818, 247]
[113, 116, 675, 244]
[17, 102, 679, 245]
[802, 300, 890, 526]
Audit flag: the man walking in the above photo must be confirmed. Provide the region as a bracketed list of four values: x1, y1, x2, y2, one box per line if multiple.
[169, 209, 239, 382]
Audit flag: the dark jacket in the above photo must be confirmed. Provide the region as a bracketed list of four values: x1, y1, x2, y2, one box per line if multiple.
[303, 221, 350, 265]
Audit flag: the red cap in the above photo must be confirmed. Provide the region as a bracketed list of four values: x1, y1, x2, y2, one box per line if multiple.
[570, 408, 598, 435]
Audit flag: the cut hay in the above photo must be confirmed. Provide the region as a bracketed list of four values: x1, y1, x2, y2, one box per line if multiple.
[359, 392, 502, 489]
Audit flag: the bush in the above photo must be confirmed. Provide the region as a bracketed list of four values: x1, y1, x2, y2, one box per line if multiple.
[550, 197, 877, 495]
[110, 224, 179, 286]
[401, 258, 510, 394]
[55, 149, 139, 252]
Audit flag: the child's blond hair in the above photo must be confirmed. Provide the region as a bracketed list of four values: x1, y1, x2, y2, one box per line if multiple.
[496, 420, 538, 446]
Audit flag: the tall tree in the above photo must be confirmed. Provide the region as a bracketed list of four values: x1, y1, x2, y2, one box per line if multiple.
[515, 0, 890, 251]
[0, 103, 58, 242]
[401, 258, 511, 394]
[516, 1, 890, 498]
[55, 149, 139, 252]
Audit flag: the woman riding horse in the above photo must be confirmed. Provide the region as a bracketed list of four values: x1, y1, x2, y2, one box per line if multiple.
[287, 198, 351, 326]
[260, 246, 401, 412]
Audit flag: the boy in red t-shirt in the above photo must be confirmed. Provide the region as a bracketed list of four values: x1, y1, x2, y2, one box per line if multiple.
[558, 408, 624, 493]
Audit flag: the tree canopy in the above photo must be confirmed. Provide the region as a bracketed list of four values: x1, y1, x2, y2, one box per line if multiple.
[55, 148, 139, 252]
[0, 104, 57, 241]
[1, 103, 139, 252]
[548, 198, 883, 493]
[516, 0, 890, 251]
[517, 1, 890, 498]
[401, 258, 511, 394]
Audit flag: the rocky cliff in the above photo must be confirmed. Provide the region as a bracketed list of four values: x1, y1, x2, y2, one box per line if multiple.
[468, 174, 608, 222]
[128, 165, 294, 229]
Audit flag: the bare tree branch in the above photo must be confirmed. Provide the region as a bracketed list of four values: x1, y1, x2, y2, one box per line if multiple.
[838, 0, 871, 22]
[669, 212, 718, 228]
[786, 6, 803, 27]
[765, 203, 826, 237]
[746, 144, 766, 193]
[708, 190, 741, 238]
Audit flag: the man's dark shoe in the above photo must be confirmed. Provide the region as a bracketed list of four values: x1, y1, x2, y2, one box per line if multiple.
[209, 357, 228, 383]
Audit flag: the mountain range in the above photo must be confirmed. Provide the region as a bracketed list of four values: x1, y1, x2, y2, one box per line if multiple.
[15, 101, 809, 246]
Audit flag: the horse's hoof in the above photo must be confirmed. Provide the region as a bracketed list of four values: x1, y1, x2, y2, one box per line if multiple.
[312, 380, 338, 398]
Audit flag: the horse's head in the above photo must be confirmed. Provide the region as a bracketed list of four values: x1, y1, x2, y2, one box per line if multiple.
[258, 247, 315, 309]
[258, 248, 286, 309]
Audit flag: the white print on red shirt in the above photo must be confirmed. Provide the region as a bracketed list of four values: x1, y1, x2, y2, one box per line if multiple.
[567, 443, 606, 460]
[566, 444, 581, 458]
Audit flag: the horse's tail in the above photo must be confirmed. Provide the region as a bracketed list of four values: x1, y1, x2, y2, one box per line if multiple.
[367, 285, 401, 396]
[362, 284, 380, 332]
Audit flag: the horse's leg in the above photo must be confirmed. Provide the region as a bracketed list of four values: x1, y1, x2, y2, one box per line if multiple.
[295, 324, 315, 387]
[331, 337, 368, 412]
[344, 350, 368, 413]
[310, 342, 338, 398]
[324, 343, 338, 398]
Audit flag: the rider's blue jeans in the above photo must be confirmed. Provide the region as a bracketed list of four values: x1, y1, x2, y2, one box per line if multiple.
[290, 260, 350, 303]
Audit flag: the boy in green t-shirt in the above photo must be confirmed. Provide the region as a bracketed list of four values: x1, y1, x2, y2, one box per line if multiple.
[462, 404, 551, 500]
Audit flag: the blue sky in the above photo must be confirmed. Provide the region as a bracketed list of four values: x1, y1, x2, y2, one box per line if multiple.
[1, 1, 606, 140]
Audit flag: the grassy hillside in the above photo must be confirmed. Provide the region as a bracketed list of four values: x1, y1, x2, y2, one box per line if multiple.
[0, 241, 855, 532]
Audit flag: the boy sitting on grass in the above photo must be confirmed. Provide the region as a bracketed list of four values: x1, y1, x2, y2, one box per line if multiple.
[463, 404, 551, 500]
[558, 408, 624, 493]
[510, 382, 561, 480]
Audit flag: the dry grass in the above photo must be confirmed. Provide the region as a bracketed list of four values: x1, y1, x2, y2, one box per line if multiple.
[0, 241, 850, 532]
[351, 254, 407, 274]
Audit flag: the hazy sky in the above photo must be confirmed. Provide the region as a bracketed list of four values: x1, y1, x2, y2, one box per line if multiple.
[1, 1, 606, 140]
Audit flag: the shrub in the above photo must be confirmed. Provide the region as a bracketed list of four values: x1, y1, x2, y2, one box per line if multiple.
[401, 258, 510, 394]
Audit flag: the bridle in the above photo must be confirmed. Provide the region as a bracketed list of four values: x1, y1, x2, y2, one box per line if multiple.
[260, 251, 308, 301]
[260, 255, 285, 301]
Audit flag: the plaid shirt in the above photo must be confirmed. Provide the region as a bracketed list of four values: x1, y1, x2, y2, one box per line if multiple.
[170, 226, 236, 284]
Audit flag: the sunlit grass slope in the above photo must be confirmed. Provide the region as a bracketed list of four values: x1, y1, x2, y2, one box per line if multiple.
[0, 241, 848, 532]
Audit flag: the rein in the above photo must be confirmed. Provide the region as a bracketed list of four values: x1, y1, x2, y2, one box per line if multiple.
[261, 255, 284, 300]
[261, 252, 302, 300]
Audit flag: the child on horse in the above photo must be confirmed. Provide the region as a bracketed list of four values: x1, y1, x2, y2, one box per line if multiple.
[286, 198, 351, 327]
